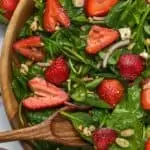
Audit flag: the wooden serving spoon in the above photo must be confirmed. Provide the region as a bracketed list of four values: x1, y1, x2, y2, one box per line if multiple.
[0, 106, 88, 147]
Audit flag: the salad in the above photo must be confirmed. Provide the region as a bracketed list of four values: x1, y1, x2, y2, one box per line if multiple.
[10, 0, 150, 149]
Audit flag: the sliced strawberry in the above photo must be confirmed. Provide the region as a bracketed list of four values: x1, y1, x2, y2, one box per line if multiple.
[86, 25, 119, 54]
[97, 79, 124, 107]
[23, 77, 69, 110]
[43, 0, 70, 33]
[93, 128, 118, 150]
[0, 0, 19, 19]
[141, 78, 150, 110]
[85, 0, 118, 17]
[13, 36, 44, 61]
[45, 56, 70, 86]
[141, 89, 150, 110]
[145, 139, 150, 150]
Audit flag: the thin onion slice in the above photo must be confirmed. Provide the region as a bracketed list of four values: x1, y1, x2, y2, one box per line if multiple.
[103, 40, 130, 68]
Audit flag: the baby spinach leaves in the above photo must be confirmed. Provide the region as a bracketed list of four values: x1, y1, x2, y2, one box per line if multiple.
[25, 109, 57, 125]
[105, 1, 130, 28]
[12, 68, 30, 101]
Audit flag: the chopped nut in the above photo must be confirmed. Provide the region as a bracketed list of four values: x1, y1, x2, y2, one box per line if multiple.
[73, 84, 78, 88]
[82, 77, 94, 81]
[36, 62, 50, 67]
[88, 17, 93, 22]
[21, 64, 29, 72]
[38, 26, 43, 31]
[121, 129, 134, 137]
[30, 21, 38, 31]
[147, 127, 150, 138]
[25, 60, 33, 66]
[89, 125, 96, 132]
[96, 62, 101, 69]
[83, 127, 92, 136]
[30, 16, 42, 31]
[20, 68, 27, 75]
[93, 16, 105, 21]
[116, 138, 129, 148]
[78, 125, 83, 131]
[20, 64, 29, 75]
[72, 0, 84, 7]
[55, 25, 60, 31]
[139, 51, 149, 60]
[40, 42, 45, 46]
[127, 43, 136, 50]
[145, 38, 150, 46]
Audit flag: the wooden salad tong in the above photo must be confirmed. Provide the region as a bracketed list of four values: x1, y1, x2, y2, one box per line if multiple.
[0, 106, 88, 147]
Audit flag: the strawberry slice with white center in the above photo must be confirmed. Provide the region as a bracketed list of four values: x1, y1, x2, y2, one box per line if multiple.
[23, 77, 69, 110]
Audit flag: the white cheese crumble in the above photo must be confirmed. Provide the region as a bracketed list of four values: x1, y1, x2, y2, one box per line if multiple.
[119, 28, 131, 40]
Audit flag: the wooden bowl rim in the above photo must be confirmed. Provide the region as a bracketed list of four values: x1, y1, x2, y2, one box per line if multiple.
[0, 0, 34, 149]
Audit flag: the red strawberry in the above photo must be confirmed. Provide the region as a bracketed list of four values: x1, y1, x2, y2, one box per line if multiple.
[141, 78, 150, 110]
[145, 139, 150, 150]
[97, 79, 124, 107]
[0, 0, 19, 19]
[117, 54, 145, 81]
[23, 77, 69, 110]
[85, 0, 118, 17]
[43, 0, 70, 33]
[45, 56, 70, 86]
[13, 36, 44, 61]
[93, 128, 118, 150]
[86, 25, 119, 54]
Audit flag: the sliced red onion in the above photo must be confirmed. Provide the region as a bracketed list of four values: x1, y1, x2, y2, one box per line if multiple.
[64, 102, 91, 110]
[103, 40, 130, 68]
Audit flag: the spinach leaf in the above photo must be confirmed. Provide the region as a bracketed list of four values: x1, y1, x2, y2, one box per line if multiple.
[27, 64, 44, 79]
[12, 67, 30, 101]
[133, 5, 150, 53]
[60, 0, 88, 25]
[105, 1, 130, 28]
[90, 109, 109, 127]
[19, 17, 34, 38]
[116, 85, 144, 119]
[107, 111, 144, 150]
[25, 109, 57, 125]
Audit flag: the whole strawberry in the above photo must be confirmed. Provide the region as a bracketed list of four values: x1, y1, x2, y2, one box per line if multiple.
[93, 128, 118, 150]
[45, 56, 70, 85]
[97, 79, 124, 107]
[117, 54, 145, 81]
[0, 0, 19, 19]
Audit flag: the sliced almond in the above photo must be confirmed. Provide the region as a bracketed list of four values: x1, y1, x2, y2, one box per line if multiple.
[116, 138, 129, 148]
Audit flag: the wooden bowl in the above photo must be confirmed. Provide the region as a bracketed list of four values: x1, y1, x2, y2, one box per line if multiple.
[0, 0, 37, 149]
[0, 1, 89, 149]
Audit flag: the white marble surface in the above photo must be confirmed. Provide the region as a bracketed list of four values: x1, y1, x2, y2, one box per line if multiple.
[0, 25, 23, 150]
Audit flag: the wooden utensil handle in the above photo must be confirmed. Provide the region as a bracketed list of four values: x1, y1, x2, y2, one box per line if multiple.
[0, 122, 55, 142]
